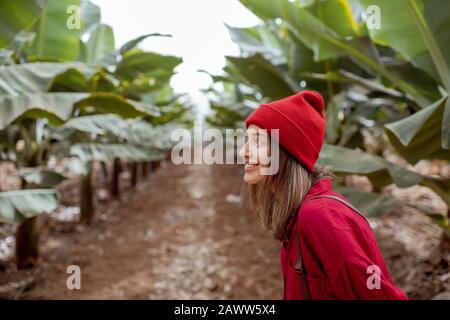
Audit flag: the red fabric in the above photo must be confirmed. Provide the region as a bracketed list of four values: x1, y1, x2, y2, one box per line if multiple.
[245, 90, 326, 172]
[280, 178, 408, 300]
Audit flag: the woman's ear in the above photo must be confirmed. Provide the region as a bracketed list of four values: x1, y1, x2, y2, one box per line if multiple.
[301, 90, 324, 116]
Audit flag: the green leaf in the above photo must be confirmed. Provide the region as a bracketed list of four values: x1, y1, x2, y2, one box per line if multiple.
[288, 30, 324, 81]
[118, 33, 171, 55]
[55, 113, 124, 137]
[385, 96, 450, 164]
[0, 62, 97, 95]
[115, 51, 182, 80]
[100, 33, 172, 66]
[19, 167, 66, 188]
[55, 114, 174, 150]
[89, 70, 118, 92]
[48, 68, 90, 92]
[0, 189, 58, 224]
[306, 0, 359, 38]
[332, 184, 402, 217]
[70, 143, 165, 161]
[241, 0, 350, 61]
[85, 23, 115, 64]
[119, 69, 175, 96]
[240, 0, 423, 102]
[0, 92, 88, 130]
[333, 184, 450, 235]
[80, 0, 101, 36]
[318, 144, 450, 206]
[144, 123, 184, 150]
[29, 0, 82, 61]
[226, 24, 285, 64]
[0, 0, 44, 49]
[74, 92, 160, 118]
[317, 144, 417, 187]
[357, 0, 450, 89]
[423, 0, 450, 91]
[227, 53, 296, 100]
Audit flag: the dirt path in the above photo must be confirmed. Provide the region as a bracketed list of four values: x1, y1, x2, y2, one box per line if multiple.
[17, 163, 282, 299]
[2, 161, 447, 299]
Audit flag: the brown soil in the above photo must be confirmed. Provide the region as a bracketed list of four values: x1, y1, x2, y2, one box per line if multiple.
[1, 163, 282, 299]
[0, 162, 449, 299]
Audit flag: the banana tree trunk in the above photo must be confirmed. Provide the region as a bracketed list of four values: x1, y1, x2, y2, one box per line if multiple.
[80, 162, 94, 225]
[151, 160, 161, 171]
[141, 161, 148, 178]
[100, 161, 108, 185]
[110, 158, 121, 200]
[131, 162, 138, 188]
[441, 209, 450, 247]
[15, 216, 39, 269]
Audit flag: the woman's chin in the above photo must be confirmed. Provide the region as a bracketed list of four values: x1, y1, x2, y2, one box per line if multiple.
[243, 172, 263, 185]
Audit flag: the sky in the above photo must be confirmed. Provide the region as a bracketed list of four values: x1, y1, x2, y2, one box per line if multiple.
[91, 0, 260, 116]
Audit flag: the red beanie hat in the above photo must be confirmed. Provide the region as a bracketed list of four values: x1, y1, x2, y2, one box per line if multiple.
[245, 90, 326, 172]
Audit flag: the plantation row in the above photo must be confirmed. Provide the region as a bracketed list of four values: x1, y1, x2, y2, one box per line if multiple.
[204, 0, 450, 241]
[0, 0, 194, 268]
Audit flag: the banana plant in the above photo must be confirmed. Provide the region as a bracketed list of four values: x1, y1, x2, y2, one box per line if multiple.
[0, 0, 44, 49]
[0, 0, 189, 268]
[52, 114, 168, 223]
[0, 189, 59, 268]
[26, 0, 82, 61]
[210, 0, 450, 237]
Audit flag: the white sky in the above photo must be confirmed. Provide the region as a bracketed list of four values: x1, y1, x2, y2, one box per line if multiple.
[91, 0, 260, 116]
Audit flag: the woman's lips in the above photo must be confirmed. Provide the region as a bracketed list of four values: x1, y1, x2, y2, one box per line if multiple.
[244, 164, 259, 173]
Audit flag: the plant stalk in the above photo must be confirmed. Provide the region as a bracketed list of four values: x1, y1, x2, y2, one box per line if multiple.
[80, 161, 94, 225]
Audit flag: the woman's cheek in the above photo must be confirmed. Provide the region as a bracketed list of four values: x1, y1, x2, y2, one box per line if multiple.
[257, 143, 270, 167]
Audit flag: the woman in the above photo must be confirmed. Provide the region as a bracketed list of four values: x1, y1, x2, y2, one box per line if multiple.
[239, 90, 407, 300]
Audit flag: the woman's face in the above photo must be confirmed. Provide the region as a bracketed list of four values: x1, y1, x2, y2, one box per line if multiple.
[239, 125, 271, 185]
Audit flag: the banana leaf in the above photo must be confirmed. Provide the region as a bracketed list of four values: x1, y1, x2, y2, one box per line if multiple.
[84, 23, 115, 64]
[74, 93, 160, 118]
[0, 0, 44, 49]
[80, 0, 101, 36]
[227, 53, 296, 100]
[356, 0, 450, 90]
[70, 143, 165, 162]
[333, 184, 449, 234]
[240, 0, 425, 102]
[332, 184, 402, 218]
[28, 0, 82, 61]
[19, 167, 66, 188]
[0, 189, 58, 224]
[0, 92, 89, 130]
[318, 144, 450, 206]
[115, 51, 182, 80]
[226, 24, 286, 65]
[0, 62, 97, 95]
[385, 96, 450, 164]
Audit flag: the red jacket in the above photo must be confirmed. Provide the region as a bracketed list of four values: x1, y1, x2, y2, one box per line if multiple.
[280, 178, 408, 300]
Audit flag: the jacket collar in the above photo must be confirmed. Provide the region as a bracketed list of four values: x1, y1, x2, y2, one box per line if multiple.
[284, 177, 333, 242]
[304, 177, 333, 200]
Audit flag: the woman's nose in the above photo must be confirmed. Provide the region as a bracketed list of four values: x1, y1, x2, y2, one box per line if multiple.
[239, 142, 248, 161]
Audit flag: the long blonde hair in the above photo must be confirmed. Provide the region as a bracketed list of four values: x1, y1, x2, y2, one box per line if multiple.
[245, 146, 334, 242]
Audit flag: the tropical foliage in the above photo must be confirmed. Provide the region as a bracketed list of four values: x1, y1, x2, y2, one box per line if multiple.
[0, 0, 193, 268]
[205, 0, 450, 236]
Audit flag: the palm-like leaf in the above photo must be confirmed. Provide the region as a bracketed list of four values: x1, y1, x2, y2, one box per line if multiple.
[0, 0, 44, 49]
[0, 189, 58, 224]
